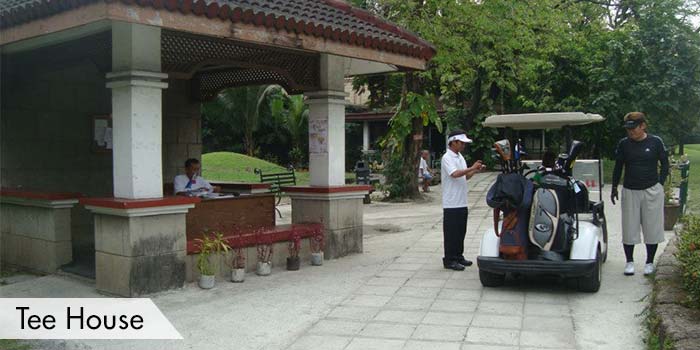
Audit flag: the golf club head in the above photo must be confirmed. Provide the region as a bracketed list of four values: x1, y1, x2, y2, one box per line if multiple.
[494, 139, 512, 161]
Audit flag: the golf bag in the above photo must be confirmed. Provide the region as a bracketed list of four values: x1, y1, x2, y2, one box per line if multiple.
[529, 176, 577, 259]
[487, 174, 533, 260]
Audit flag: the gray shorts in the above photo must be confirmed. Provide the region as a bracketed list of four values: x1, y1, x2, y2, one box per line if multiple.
[621, 183, 665, 245]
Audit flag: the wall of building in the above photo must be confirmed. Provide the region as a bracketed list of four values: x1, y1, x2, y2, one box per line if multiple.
[1, 55, 112, 257]
[1, 38, 203, 269]
[162, 78, 203, 190]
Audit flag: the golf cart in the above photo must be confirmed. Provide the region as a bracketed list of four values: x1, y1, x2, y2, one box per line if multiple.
[476, 112, 609, 292]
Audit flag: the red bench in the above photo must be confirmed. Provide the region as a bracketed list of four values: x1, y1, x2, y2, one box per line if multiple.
[186, 223, 323, 254]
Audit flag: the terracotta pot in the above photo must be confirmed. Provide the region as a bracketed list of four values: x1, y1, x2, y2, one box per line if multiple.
[287, 256, 300, 271]
[664, 203, 681, 231]
[256, 261, 271, 276]
[198, 274, 216, 289]
[231, 268, 245, 283]
[310, 252, 324, 266]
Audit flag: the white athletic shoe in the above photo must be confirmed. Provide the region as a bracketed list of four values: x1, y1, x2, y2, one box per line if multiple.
[644, 263, 655, 275]
[624, 262, 635, 276]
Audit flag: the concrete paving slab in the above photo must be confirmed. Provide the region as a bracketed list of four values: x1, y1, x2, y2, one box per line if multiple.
[430, 299, 479, 313]
[345, 337, 405, 350]
[396, 286, 442, 298]
[404, 340, 461, 350]
[327, 305, 380, 322]
[465, 327, 519, 346]
[358, 322, 416, 339]
[519, 329, 576, 349]
[308, 320, 365, 336]
[286, 335, 351, 350]
[421, 311, 474, 326]
[470, 314, 522, 329]
[412, 324, 467, 342]
[477, 301, 524, 316]
[1, 172, 659, 350]
[373, 310, 426, 324]
[461, 345, 518, 350]
[386, 296, 435, 311]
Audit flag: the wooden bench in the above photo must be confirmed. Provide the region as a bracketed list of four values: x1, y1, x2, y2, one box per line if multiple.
[254, 167, 297, 217]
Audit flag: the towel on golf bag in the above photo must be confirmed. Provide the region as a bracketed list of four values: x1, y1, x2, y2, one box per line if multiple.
[487, 173, 532, 210]
[496, 209, 529, 260]
[491, 179, 533, 260]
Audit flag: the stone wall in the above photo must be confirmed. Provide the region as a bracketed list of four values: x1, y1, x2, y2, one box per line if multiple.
[1, 37, 203, 270]
[652, 235, 700, 349]
[1, 56, 112, 256]
[162, 78, 203, 189]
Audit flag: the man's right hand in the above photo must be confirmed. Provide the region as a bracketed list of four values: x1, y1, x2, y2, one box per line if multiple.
[611, 187, 619, 205]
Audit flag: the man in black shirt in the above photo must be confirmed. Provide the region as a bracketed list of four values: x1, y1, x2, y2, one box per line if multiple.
[611, 112, 669, 276]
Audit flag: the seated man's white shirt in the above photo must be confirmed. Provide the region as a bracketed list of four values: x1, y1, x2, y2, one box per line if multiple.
[441, 149, 469, 209]
[419, 158, 429, 177]
[174, 175, 213, 195]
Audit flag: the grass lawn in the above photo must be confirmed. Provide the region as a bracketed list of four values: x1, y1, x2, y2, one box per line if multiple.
[201, 152, 354, 185]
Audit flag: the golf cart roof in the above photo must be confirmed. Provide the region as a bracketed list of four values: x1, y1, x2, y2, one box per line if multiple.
[483, 112, 605, 130]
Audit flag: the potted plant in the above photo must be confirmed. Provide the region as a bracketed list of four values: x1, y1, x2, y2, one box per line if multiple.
[230, 244, 246, 282]
[287, 233, 301, 271]
[194, 231, 230, 289]
[310, 229, 324, 266]
[664, 156, 682, 231]
[256, 230, 273, 276]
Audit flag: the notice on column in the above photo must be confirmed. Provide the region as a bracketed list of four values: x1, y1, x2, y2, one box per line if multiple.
[309, 119, 328, 154]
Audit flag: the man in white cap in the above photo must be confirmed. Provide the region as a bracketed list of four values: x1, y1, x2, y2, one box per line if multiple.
[441, 129, 485, 270]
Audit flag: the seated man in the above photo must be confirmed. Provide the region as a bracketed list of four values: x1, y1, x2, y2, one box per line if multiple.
[418, 150, 434, 192]
[174, 158, 220, 196]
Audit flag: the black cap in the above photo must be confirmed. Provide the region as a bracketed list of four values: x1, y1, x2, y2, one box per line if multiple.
[623, 119, 641, 129]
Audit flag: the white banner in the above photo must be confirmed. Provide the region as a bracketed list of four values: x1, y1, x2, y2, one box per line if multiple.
[0, 298, 182, 339]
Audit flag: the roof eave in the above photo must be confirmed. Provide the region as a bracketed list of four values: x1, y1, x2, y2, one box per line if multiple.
[0, 1, 433, 71]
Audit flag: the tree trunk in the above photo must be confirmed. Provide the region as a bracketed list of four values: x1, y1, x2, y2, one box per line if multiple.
[402, 72, 423, 199]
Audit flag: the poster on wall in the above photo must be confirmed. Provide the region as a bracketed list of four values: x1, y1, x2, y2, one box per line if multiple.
[309, 119, 328, 154]
[92, 115, 112, 153]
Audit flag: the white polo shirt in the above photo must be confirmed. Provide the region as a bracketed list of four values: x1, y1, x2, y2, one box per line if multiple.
[441, 149, 469, 208]
[174, 175, 213, 195]
[418, 158, 429, 177]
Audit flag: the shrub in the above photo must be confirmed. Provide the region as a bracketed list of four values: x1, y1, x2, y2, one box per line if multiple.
[675, 214, 700, 308]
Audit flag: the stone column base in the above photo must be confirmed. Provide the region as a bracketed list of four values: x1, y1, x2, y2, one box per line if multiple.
[82, 197, 198, 297]
[284, 186, 370, 259]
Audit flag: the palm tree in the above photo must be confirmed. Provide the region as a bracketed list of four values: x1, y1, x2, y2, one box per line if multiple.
[202, 85, 278, 156]
[271, 93, 309, 168]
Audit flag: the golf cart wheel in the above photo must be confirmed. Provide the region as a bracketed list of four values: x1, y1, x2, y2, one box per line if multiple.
[479, 269, 505, 287]
[601, 215, 609, 263]
[577, 246, 602, 293]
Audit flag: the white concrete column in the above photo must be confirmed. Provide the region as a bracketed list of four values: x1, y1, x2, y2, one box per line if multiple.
[107, 22, 168, 199]
[362, 121, 370, 151]
[305, 54, 347, 187]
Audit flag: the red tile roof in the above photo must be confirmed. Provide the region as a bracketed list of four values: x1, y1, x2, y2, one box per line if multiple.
[0, 0, 435, 61]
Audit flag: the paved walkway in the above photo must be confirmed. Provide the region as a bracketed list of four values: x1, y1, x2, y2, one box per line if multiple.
[0, 172, 671, 350]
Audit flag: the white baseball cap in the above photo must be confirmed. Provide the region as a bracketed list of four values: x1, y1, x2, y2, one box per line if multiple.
[447, 133, 473, 144]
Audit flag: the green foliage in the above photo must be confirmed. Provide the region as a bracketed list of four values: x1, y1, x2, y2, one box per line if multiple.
[0, 340, 31, 350]
[195, 232, 231, 276]
[380, 92, 442, 199]
[202, 85, 280, 156]
[380, 151, 412, 200]
[382, 92, 443, 150]
[676, 215, 700, 309]
[352, 0, 700, 160]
